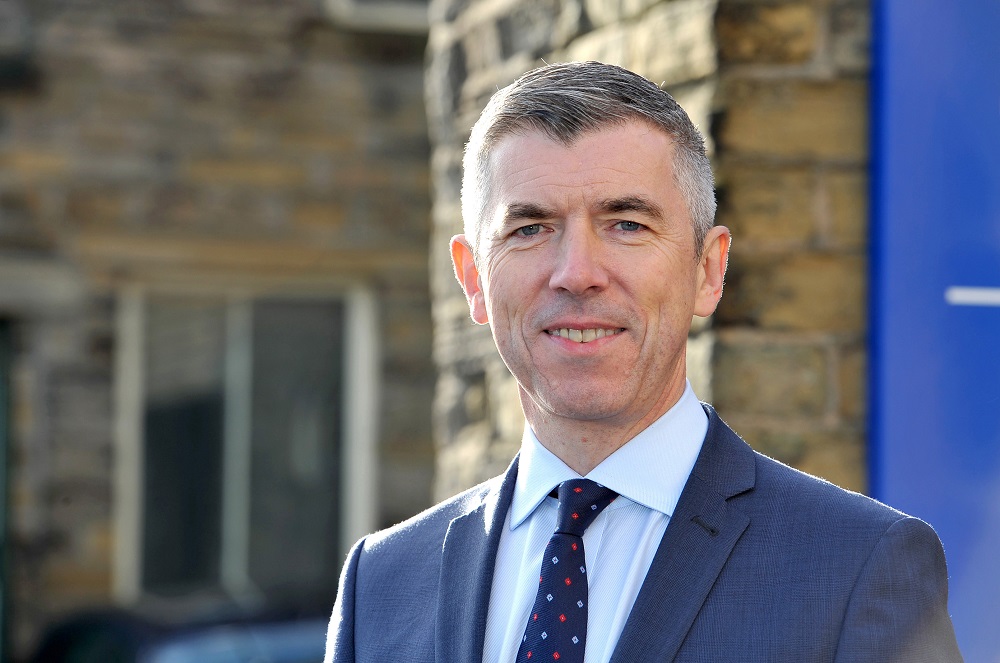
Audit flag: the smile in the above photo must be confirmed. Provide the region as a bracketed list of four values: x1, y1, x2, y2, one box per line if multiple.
[545, 328, 625, 343]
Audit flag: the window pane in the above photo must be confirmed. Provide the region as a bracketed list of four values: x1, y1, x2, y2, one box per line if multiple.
[142, 296, 226, 594]
[248, 300, 344, 597]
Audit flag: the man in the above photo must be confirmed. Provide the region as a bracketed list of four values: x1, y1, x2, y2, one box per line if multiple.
[325, 61, 962, 662]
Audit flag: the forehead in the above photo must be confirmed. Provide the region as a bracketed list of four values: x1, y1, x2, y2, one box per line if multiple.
[485, 122, 680, 210]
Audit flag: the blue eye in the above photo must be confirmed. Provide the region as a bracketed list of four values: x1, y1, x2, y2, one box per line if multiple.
[616, 221, 643, 231]
[517, 224, 542, 236]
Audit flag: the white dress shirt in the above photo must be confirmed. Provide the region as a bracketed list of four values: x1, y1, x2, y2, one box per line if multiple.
[482, 381, 709, 663]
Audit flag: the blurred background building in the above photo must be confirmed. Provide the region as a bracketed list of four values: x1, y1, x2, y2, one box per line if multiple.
[0, 0, 435, 658]
[0, 0, 995, 661]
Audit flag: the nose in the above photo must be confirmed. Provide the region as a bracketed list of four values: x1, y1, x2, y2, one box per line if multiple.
[548, 223, 610, 295]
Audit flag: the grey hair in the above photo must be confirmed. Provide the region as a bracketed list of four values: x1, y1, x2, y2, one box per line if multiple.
[461, 61, 716, 258]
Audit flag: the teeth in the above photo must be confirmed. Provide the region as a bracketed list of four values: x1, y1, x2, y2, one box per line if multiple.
[549, 328, 622, 343]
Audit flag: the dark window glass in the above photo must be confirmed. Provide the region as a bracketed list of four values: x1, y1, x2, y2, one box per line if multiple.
[139, 296, 344, 599]
[248, 300, 344, 596]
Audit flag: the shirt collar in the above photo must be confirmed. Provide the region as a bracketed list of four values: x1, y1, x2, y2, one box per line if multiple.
[510, 381, 708, 529]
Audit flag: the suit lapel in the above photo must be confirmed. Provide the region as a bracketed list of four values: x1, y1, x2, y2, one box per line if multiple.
[610, 408, 755, 663]
[435, 457, 519, 663]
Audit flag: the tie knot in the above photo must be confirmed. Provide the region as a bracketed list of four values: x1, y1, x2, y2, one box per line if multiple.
[555, 479, 617, 536]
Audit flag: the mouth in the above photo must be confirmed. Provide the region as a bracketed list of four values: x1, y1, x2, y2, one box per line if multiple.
[545, 327, 625, 343]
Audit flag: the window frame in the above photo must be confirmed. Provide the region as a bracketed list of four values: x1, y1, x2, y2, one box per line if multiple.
[323, 0, 428, 34]
[112, 280, 379, 604]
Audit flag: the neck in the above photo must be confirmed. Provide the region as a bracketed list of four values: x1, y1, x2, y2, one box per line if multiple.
[522, 383, 687, 475]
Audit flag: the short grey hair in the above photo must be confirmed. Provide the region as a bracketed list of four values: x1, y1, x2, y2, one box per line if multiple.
[461, 61, 716, 258]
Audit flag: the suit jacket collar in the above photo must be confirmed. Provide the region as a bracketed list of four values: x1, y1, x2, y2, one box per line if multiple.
[433, 407, 756, 663]
[436, 455, 519, 663]
[610, 406, 755, 663]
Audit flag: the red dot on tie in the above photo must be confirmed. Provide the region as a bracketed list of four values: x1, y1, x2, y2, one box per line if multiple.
[573, 487, 583, 493]
[553, 653, 561, 660]
[564, 577, 572, 586]
[526, 653, 532, 659]
[539, 575, 543, 583]
[571, 543, 578, 551]
[533, 613, 538, 621]
[572, 513, 579, 520]
[559, 614, 566, 622]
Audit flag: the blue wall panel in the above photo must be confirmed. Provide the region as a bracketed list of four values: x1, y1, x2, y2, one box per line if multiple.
[872, 1, 1000, 658]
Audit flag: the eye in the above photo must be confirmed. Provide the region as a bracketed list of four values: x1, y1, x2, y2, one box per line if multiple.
[615, 220, 644, 232]
[515, 224, 543, 237]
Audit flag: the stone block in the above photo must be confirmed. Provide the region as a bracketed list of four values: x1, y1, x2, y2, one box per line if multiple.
[435, 0, 473, 24]
[42, 558, 111, 598]
[717, 3, 819, 64]
[182, 158, 307, 188]
[291, 199, 346, 234]
[719, 79, 868, 162]
[461, 21, 502, 77]
[563, 23, 630, 69]
[831, 4, 870, 73]
[629, 0, 717, 87]
[824, 169, 867, 248]
[795, 428, 866, 493]
[488, 364, 524, 450]
[686, 329, 714, 401]
[139, 185, 203, 229]
[0, 189, 52, 251]
[65, 188, 126, 231]
[837, 340, 866, 423]
[740, 425, 866, 494]
[497, 0, 583, 58]
[434, 420, 492, 499]
[718, 164, 817, 246]
[713, 339, 828, 416]
[585, 0, 662, 28]
[0, 150, 70, 178]
[425, 40, 467, 143]
[718, 252, 866, 332]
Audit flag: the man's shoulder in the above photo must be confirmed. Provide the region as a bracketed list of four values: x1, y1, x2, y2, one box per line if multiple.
[703, 406, 912, 531]
[752, 448, 906, 527]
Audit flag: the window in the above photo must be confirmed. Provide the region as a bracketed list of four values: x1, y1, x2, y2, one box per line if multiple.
[114, 286, 378, 603]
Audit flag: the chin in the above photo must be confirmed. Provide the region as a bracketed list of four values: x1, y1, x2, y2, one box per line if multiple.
[535, 391, 633, 423]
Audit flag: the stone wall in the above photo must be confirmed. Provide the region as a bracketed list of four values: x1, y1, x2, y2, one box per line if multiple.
[0, 1, 434, 657]
[426, 0, 870, 497]
[712, 0, 870, 492]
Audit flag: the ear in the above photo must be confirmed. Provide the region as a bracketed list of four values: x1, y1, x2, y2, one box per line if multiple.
[693, 226, 731, 317]
[450, 234, 489, 325]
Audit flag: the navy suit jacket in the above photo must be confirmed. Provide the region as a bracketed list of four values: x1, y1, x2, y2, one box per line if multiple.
[325, 406, 962, 662]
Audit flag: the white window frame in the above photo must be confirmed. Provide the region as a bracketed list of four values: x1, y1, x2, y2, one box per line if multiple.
[112, 280, 379, 604]
[323, 0, 428, 34]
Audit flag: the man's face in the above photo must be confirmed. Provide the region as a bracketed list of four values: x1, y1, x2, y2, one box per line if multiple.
[452, 121, 729, 432]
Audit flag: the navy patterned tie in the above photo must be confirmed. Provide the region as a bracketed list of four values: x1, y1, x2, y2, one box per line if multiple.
[517, 479, 618, 662]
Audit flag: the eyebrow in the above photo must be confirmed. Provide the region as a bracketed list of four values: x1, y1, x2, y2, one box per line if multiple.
[500, 195, 664, 224]
[502, 202, 557, 223]
[597, 195, 664, 220]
